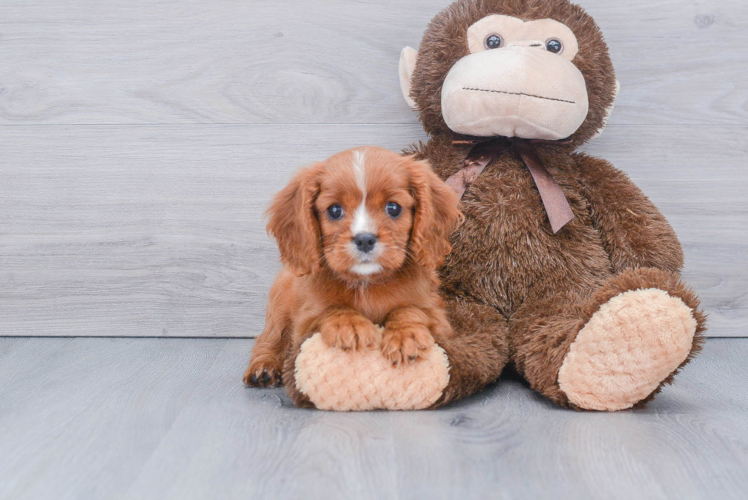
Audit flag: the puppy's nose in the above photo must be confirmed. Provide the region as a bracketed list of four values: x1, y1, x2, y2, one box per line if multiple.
[353, 233, 377, 253]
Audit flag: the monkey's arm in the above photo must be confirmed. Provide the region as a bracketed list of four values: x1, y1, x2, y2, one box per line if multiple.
[573, 153, 683, 274]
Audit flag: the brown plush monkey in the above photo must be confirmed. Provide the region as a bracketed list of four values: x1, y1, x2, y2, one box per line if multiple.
[288, 0, 706, 411]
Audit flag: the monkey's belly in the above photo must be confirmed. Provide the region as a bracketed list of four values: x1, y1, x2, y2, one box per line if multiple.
[441, 186, 612, 316]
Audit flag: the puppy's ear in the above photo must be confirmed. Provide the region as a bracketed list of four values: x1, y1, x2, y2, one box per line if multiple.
[407, 156, 463, 269]
[266, 164, 324, 275]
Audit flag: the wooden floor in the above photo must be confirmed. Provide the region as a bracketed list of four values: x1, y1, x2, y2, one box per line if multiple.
[0, 337, 746, 500]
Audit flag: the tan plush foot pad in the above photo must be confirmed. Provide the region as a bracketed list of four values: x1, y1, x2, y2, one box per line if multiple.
[294, 333, 450, 411]
[558, 288, 697, 411]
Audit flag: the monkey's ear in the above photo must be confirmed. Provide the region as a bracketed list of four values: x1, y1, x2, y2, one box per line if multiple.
[399, 46, 418, 110]
[592, 80, 620, 140]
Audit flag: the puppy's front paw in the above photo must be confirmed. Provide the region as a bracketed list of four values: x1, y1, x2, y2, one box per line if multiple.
[243, 357, 283, 388]
[381, 323, 435, 365]
[319, 311, 381, 351]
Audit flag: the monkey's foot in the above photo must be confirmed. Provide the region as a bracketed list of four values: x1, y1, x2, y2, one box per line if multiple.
[558, 288, 697, 411]
[294, 332, 450, 411]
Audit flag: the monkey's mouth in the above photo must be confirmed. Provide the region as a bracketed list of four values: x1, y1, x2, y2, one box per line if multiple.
[462, 87, 576, 105]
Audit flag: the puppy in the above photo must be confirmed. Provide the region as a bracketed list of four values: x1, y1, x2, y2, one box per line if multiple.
[243, 146, 462, 388]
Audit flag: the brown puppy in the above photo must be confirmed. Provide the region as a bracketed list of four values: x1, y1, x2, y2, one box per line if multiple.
[243, 146, 462, 388]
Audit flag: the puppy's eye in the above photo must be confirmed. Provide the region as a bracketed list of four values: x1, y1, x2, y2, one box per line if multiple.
[484, 34, 503, 50]
[545, 38, 563, 54]
[385, 202, 402, 218]
[326, 204, 344, 221]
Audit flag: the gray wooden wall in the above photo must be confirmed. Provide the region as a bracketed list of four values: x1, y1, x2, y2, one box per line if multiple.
[0, 0, 745, 337]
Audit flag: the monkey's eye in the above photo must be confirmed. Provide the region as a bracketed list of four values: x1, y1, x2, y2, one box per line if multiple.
[484, 34, 503, 50]
[385, 202, 402, 218]
[326, 203, 344, 221]
[545, 38, 563, 54]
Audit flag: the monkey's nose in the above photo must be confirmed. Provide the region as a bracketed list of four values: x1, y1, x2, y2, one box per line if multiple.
[353, 233, 377, 253]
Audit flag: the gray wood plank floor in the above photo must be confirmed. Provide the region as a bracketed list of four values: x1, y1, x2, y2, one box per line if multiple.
[1, 0, 746, 337]
[0, 337, 746, 500]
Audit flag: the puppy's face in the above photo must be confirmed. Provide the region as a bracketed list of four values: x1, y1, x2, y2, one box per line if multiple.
[315, 148, 415, 279]
[267, 146, 461, 281]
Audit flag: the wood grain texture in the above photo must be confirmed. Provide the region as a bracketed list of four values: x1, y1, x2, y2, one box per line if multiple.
[0, 0, 745, 126]
[0, 337, 746, 499]
[0, 0, 745, 337]
[0, 124, 420, 337]
[0, 124, 745, 337]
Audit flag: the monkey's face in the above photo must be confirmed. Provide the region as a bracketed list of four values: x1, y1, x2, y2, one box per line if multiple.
[399, 0, 618, 146]
[440, 15, 588, 141]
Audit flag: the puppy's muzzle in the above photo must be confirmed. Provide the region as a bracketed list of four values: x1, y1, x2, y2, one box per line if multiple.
[353, 233, 377, 254]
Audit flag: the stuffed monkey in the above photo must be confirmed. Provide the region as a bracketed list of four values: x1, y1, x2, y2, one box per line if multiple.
[284, 0, 706, 411]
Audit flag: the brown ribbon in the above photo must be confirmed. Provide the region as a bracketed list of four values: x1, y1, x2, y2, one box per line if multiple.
[445, 137, 575, 234]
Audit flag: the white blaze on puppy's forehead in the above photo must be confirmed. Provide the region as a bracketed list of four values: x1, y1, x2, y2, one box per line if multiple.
[352, 149, 367, 195]
[350, 149, 377, 235]
[352, 204, 377, 234]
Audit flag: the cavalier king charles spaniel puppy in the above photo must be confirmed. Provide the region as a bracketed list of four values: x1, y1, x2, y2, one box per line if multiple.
[243, 146, 462, 388]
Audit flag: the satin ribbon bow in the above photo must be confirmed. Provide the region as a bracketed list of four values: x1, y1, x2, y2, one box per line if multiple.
[445, 136, 575, 234]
